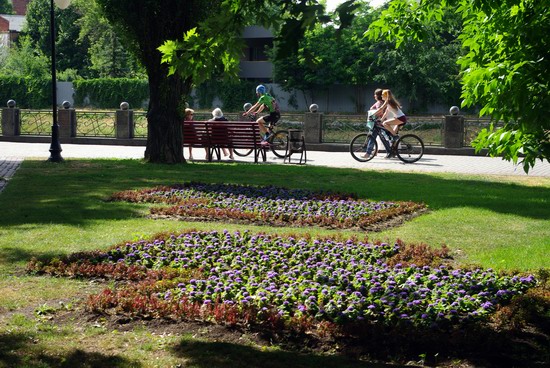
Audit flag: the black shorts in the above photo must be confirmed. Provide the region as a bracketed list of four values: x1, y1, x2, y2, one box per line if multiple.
[262, 111, 280, 124]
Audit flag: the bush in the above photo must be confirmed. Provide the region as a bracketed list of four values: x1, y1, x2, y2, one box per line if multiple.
[0, 75, 51, 108]
[195, 80, 256, 111]
[73, 78, 149, 109]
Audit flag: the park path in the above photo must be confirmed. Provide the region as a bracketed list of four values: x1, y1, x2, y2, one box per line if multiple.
[0, 156, 23, 193]
[1, 141, 549, 194]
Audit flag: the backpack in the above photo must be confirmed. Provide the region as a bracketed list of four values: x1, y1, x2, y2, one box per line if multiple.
[271, 96, 280, 112]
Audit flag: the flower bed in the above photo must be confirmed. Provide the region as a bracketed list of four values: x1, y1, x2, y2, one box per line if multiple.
[109, 183, 427, 230]
[29, 230, 537, 332]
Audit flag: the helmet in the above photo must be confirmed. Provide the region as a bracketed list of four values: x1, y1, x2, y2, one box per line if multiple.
[243, 102, 252, 111]
[255, 85, 266, 94]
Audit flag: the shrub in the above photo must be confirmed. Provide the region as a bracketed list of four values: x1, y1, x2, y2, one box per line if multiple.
[73, 78, 148, 108]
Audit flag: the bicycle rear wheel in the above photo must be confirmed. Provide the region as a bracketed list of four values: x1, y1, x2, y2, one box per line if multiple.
[395, 134, 424, 163]
[233, 148, 253, 157]
[269, 130, 289, 158]
[350, 133, 378, 162]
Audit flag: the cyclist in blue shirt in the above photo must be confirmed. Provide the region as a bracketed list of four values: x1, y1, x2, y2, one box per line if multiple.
[244, 85, 281, 145]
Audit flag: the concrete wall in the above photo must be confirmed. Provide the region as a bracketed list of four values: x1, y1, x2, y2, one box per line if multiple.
[57, 82, 74, 106]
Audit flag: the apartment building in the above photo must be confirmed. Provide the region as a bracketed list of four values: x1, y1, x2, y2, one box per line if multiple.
[0, 0, 29, 47]
[240, 26, 274, 81]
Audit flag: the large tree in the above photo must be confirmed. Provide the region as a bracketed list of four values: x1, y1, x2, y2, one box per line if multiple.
[23, 0, 91, 74]
[367, 0, 549, 172]
[76, 0, 143, 78]
[94, 0, 333, 163]
[272, 4, 375, 112]
[272, 1, 462, 113]
[94, 0, 226, 163]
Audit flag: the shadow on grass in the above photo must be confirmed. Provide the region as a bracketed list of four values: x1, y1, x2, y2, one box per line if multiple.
[0, 332, 139, 368]
[0, 246, 62, 267]
[0, 159, 548, 229]
[169, 318, 550, 368]
[171, 338, 404, 368]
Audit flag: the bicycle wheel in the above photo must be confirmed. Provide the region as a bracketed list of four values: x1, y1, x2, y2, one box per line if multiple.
[269, 130, 289, 158]
[350, 133, 378, 162]
[232, 148, 253, 157]
[395, 134, 424, 163]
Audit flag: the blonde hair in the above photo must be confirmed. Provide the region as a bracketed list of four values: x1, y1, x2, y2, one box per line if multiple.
[184, 108, 194, 120]
[382, 89, 401, 109]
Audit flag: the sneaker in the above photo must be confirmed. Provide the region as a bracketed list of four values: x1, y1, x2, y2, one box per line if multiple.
[361, 152, 375, 159]
[189, 156, 193, 160]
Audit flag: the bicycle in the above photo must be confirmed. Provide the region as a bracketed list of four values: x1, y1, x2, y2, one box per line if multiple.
[350, 114, 424, 163]
[232, 111, 289, 159]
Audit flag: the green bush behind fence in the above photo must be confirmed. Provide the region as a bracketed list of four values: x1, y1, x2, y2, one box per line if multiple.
[73, 78, 149, 109]
[0, 75, 51, 109]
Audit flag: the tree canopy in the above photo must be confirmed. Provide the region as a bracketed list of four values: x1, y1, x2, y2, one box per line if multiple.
[0, 0, 12, 14]
[272, 1, 462, 113]
[23, 0, 90, 74]
[367, 0, 549, 172]
[19, 0, 142, 79]
[91, 0, 345, 163]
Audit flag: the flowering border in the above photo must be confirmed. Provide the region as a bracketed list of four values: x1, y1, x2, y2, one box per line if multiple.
[28, 230, 536, 334]
[109, 182, 427, 231]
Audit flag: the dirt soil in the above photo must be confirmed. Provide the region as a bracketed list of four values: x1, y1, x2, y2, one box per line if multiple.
[43, 294, 549, 368]
[2, 269, 548, 368]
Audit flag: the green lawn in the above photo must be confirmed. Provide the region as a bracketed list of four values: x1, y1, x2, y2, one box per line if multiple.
[0, 159, 548, 367]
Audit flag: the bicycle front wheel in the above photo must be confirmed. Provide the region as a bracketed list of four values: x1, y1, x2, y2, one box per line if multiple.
[350, 133, 378, 162]
[395, 134, 424, 163]
[233, 148, 253, 157]
[269, 130, 289, 158]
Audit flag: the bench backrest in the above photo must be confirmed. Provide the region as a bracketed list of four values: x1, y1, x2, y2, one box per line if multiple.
[182, 121, 262, 148]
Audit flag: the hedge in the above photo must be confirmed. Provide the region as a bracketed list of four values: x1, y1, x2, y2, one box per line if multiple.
[73, 78, 149, 109]
[0, 75, 51, 109]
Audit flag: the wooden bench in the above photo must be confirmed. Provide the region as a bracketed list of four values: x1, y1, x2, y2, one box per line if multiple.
[182, 121, 266, 163]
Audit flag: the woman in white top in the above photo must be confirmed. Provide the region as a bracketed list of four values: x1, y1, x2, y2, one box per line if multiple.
[379, 89, 407, 136]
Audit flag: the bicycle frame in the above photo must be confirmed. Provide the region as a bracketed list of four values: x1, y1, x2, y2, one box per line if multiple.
[367, 120, 395, 153]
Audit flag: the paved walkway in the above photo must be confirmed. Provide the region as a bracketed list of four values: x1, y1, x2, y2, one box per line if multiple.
[0, 155, 23, 193]
[1, 141, 549, 193]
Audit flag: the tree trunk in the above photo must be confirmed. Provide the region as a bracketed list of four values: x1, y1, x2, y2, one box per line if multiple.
[144, 66, 189, 163]
[96, 0, 201, 163]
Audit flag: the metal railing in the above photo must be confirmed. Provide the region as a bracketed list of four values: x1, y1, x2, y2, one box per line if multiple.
[76, 111, 116, 137]
[222, 112, 304, 131]
[6, 108, 499, 147]
[464, 117, 501, 146]
[322, 114, 445, 145]
[20, 110, 53, 136]
[134, 111, 148, 138]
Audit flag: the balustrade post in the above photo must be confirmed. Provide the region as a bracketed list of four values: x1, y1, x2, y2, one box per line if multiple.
[304, 104, 322, 144]
[116, 102, 134, 139]
[444, 106, 464, 148]
[1, 100, 20, 137]
[58, 101, 76, 139]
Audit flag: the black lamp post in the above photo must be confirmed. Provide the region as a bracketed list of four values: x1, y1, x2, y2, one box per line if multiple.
[48, 0, 71, 162]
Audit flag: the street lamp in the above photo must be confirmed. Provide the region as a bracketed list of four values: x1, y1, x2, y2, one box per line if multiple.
[48, 0, 71, 162]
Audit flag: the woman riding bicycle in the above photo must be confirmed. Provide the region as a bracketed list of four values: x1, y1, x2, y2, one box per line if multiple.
[378, 89, 407, 137]
[243, 85, 281, 146]
[364, 88, 392, 158]
[352, 88, 423, 163]
[370, 88, 385, 111]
